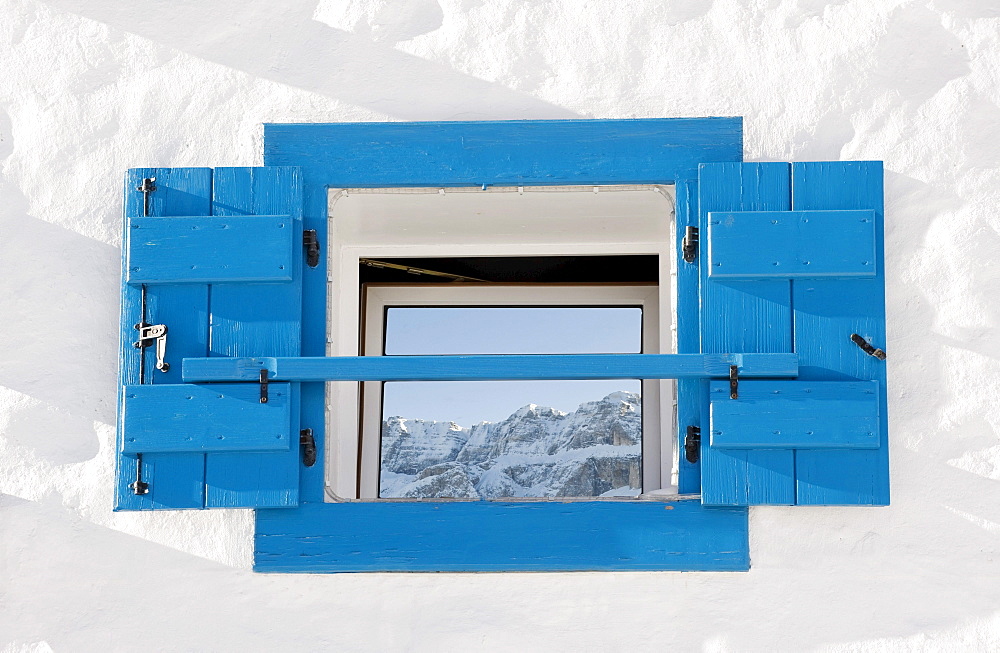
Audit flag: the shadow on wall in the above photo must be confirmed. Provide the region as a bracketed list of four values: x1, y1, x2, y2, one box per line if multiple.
[41, 0, 581, 121]
[875, 6, 970, 104]
[0, 107, 118, 463]
[0, 208, 117, 461]
[0, 494, 246, 649]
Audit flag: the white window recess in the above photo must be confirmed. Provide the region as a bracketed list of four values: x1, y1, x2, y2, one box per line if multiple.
[326, 185, 677, 501]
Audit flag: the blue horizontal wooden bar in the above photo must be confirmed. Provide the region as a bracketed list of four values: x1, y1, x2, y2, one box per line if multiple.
[254, 500, 750, 572]
[183, 353, 799, 382]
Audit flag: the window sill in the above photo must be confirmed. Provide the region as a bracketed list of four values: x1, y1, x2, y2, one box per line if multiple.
[254, 499, 749, 572]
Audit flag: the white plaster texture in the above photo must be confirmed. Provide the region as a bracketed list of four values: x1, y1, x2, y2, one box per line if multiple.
[1, 0, 999, 650]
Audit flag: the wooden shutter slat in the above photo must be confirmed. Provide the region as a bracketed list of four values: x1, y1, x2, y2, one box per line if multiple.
[205, 167, 303, 508]
[117, 168, 212, 510]
[790, 162, 889, 505]
[675, 179, 703, 494]
[698, 162, 796, 506]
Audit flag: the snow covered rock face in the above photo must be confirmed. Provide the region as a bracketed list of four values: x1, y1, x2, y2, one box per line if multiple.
[379, 391, 642, 499]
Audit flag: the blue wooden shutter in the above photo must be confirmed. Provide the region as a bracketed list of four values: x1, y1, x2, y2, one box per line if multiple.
[697, 161, 888, 506]
[116, 167, 303, 510]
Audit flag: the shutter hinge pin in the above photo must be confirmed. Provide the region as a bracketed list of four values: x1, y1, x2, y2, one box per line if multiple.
[850, 333, 886, 360]
[137, 177, 156, 217]
[129, 453, 149, 495]
[684, 426, 701, 464]
[259, 369, 269, 404]
[682, 226, 699, 263]
[303, 229, 320, 268]
[134, 323, 169, 372]
[729, 365, 739, 399]
[300, 428, 317, 467]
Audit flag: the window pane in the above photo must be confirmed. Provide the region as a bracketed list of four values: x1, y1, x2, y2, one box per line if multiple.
[379, 306, 642, 499]
[383, 306, 642, 355]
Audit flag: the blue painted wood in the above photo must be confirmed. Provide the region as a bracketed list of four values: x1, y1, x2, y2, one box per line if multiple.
[116, 168, 212, 511]
[205, 167, 303, 508]
[675, 179, 702, 494]
[698, 162, 796, 506]
[264, 118, 743, 187]
[252, 119, 752, 570]
[708, 210, 877, 279]
[182, 353, 799, 382]
[254, 500, 749, 572]
[127, 215, 294, 284]
[709, 380, 880, 449]
[122, 383, 292, 453]
[790, 162, 889, 505]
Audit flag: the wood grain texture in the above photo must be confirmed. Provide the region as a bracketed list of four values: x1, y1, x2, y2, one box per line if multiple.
[675, 179, 702, 494]
[698, 163, 796, 506]
[791, 162, 889, 505]
[127, 215, 294, 284]
[116, 168, 212, 511]
[182, 353, 800, 382]
[708, 210, 877, 279]
[709, 380, 880, 449]
[205, 167, 303, 508]
[122, 383, 291, 453]
[254, 500, 749, 572]
[264, 118, 743, 187]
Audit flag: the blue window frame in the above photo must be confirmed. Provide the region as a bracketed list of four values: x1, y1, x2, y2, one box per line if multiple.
[116, 118, 888, 572]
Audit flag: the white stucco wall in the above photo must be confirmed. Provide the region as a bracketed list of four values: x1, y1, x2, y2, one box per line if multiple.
[2, 0, 999, 650]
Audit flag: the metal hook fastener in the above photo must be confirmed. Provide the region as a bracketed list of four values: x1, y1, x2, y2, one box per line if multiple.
[850, 333, 886, 360]
[134, 323, 169, 372]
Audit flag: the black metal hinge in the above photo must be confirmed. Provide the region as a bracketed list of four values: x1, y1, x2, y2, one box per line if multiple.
[259, 369, 269, 404]
[682, 226, 699, 263]
[729, 365, 739, 399]
[303, 229, 320, 268]
[684, 426, 701, 464]
[300, 428, 317, 467]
